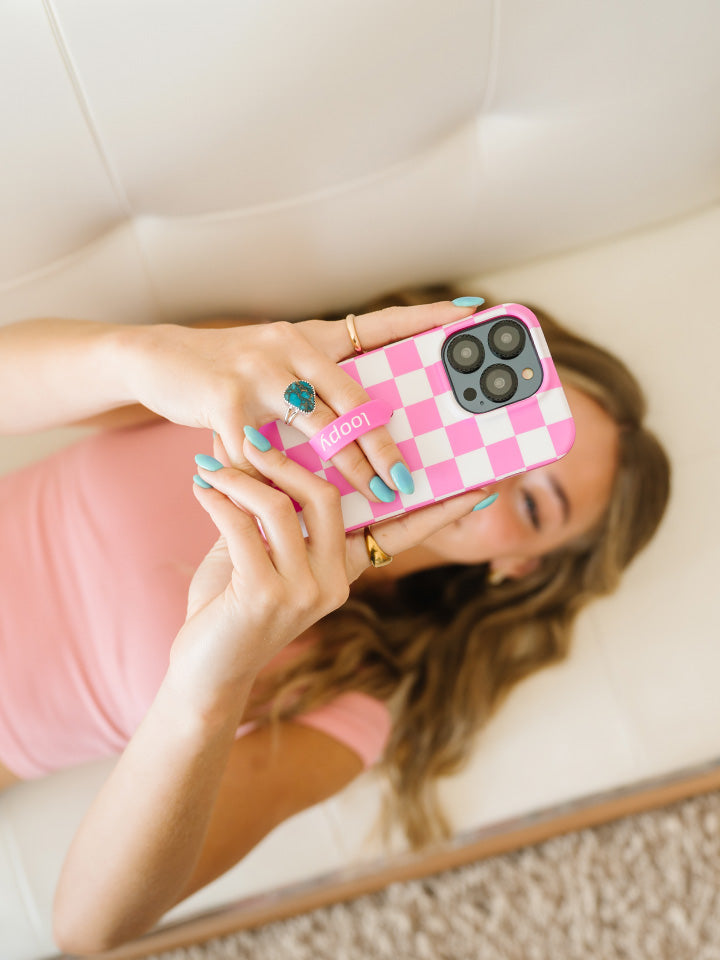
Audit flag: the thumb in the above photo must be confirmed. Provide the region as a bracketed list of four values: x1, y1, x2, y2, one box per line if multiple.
[345, 487, 498, 582]
[186, 534, 234, 620]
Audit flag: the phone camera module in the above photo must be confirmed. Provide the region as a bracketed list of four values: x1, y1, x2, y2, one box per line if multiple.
[447, 334, 484, 373]
[480, 364, 518, 403]
[442, 315, 541, 414]
[488, 319, 526, 359]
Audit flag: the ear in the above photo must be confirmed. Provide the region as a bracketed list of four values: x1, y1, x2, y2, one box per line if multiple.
[489, 555, 540, 583]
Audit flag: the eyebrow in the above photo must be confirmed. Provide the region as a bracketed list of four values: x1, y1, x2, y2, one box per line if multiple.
[550, 477, 571, 524]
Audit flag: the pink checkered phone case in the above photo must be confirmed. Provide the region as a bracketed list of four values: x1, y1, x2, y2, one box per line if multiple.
[261, 304, 575, 533]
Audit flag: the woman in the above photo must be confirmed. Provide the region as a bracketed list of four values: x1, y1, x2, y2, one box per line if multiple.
[0, 292, 669, 952]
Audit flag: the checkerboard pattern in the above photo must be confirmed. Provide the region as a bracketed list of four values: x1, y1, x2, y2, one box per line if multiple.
[260, 306, 574, 534]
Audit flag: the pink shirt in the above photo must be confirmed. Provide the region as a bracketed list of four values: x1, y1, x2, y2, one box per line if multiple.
[0, 421, 390, 779]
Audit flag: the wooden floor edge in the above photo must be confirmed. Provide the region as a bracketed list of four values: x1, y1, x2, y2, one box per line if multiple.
[90, 761, 720, 960]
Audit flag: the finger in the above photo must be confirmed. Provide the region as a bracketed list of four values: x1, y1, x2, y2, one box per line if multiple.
[191, 481, 274, 579]
[288, 299, 487, 499]
[240, 356, 397, 504]
[212, 430, 229, 464]
[345, 487, 498, 582]
[296, 299, 486, 362]
[240, 430, 348, 576]
[194, 461, 310, 582]
[211, 429, 264, 484]
[212, 418, 263, 477]
[276, 349, 411, 503]
[185, 534, 234, 619]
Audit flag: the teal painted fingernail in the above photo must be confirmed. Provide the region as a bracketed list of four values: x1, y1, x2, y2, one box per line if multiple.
[194, 453, 224, 471]
[452, 296, 485, 307]
[243, 425, 272, 452]
[193, 474, 213, 489]
[390, 461, 414, 495]
[473, 492, 499, 511]
[369, 475, 397, 503]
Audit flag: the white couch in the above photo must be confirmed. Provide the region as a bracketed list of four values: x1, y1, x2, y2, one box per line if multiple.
[1, 3, 719, 957]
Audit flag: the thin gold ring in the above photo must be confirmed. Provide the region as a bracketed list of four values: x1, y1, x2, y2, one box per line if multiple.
[363, 526, 393, 567]
[345, 313, 363, 354]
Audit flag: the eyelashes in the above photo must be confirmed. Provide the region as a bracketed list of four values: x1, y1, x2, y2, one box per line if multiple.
[522, 490, 541, 531]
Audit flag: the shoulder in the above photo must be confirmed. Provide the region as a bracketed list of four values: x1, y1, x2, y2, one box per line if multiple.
[176, 719, 364, 901]
[254, 631, 393, 770]
[291, 691, 392, 770]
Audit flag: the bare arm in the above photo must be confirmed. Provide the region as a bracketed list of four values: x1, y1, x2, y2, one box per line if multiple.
[48, 302, 491, 953]
[0, 317, 140, 434]
[1, 300, 479, 488]
[0, 316, 267, 434]
[68, 317, 271, 430]
[176, 720, 363, 902]
[50, 433, 487, 954]
[53, 686, 363, 954]
[52, 441, 356, 954]
[52, 670, 254, 953]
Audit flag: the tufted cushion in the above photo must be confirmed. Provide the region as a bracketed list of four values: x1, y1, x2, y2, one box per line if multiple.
[1, 3, 718, 957]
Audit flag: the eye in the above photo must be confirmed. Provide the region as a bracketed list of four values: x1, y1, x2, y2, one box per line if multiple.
[523, 490, 541, 531]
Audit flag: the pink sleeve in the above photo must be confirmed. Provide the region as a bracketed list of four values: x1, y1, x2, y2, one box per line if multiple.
[290, 692, 392, 769]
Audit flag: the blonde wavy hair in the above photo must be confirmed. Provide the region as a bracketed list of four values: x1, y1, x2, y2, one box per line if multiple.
[250, 287, 671, 848]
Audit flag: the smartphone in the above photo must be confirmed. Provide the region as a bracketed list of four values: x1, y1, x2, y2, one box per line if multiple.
[260, 304, 575, 533]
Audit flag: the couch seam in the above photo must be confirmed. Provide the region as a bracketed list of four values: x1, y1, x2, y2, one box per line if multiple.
[0, 813, 46, 946]
[0, 122, 472, 297]
[127, 124, 478, 226]
[40, 1, 132, 219]
[0, 224, 131, 295]
[40, 1, 164, 315]
[479, 0, 502, 118]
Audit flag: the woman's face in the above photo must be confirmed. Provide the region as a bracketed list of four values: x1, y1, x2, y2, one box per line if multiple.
[420, 384, 619, 569]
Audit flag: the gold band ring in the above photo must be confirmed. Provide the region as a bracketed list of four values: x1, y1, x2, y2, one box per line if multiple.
[345, 313, 363, 354]
[363, 526, 393, 567]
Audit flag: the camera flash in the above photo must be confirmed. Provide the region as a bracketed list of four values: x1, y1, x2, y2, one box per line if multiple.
[522, 367, 534, 380]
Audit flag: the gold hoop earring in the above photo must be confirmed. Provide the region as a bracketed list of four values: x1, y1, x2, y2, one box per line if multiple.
[487, 567, 506, 587]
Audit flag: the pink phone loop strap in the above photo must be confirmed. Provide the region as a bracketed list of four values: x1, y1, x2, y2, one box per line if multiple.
[309, 399, 393, 460]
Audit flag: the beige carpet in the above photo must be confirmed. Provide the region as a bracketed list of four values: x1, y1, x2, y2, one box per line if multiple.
[149, 791, 720, 960]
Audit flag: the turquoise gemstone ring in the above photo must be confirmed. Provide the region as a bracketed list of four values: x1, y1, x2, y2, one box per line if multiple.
[283, 379, 317, 425]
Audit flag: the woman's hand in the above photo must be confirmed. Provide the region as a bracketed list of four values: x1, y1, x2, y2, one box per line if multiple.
[121, 300, 483, 505]
[168, 430, 490, 721]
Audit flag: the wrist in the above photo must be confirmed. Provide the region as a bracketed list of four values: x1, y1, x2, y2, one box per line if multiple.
[100, 322, 151, 408]
[105, 322, 177, 408]
[159, 661, 257, 738]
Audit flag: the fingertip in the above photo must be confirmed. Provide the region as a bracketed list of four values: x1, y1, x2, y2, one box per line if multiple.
[451, 296, 486, 308]
[192, 476, 217, 509]
[389, 461, 414, 495]
[243, 424, 273, 452]
[369, 475, 397, 503]
[410, 298, 487, 332]
[241, 434, 265, 466]
[472, 491, 499, 511]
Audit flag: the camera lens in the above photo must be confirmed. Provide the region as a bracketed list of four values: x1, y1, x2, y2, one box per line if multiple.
[488, 319, 526, 359]
[447, 334, 484, 373]
[480, 364, 518, 403]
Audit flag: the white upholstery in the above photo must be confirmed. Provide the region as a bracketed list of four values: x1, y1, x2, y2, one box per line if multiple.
[1, 3, 718, 957]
